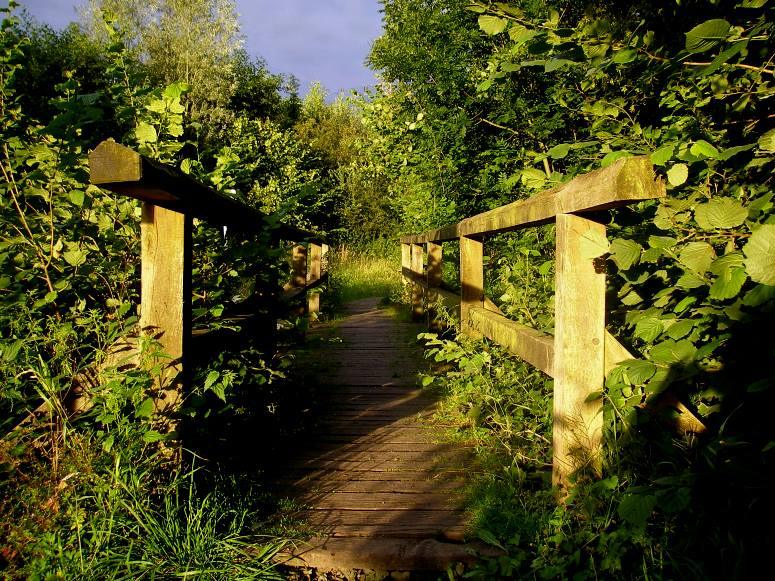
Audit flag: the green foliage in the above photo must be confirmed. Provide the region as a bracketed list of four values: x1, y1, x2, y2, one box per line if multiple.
[83, 0, 243, 138]
[328, 239, 403, 305]
[0, 3, 317, 574]
[373, 0, 775, 576]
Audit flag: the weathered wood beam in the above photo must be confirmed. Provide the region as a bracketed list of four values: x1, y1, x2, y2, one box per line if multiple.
[307, 243, 322, 315]
[410, 243, 424, 321]
[401, 243, 411, 286]
[469, 307, 554, 375]
[140, 204, 191, 413]
[400, 157, 665, 244]
[552, 214, 606, 490]
[89, 140, 321, 242]
[460, 237, 484, 334]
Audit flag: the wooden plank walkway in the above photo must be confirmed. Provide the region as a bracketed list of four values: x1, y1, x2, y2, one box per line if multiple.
[277, 298, 481, 572]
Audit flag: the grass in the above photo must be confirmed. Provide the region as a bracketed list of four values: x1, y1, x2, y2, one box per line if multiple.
[327, 238, 403, 306]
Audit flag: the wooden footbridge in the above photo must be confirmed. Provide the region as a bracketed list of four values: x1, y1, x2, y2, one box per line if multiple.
[86, 141, 678, 574]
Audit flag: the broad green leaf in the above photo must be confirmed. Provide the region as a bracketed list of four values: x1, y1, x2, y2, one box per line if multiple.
[665, 319, 695, 340]
[685, 19, 731, 53]
[479, 15, 507, 35]
[743, 224, 775, 285]
[667, 163, 688, 186]
[146, 99, 167, 114]
[623, 360, 657, 384]
[142, 430, 166, 443]
[508, 25, 538, 43]
[211, 384, 226, 402]
[63, 249, 87, 267]
[650, 145, 674, 166]
[618, 494, 657, 527]
[548, 143, 570, 159]
[679, 242, 715, 274]
[673, 297, 697, 315]
[650, 339, 696, 364]
[700, 41, 747, 76]
[2, 340, 23, 362]
[609, 238, 642, 270]
[694, 198, 747, 230]
[743, 284, 775, 307]
[677, 271, 706, 289]
[584, 43, 609, 59]
[648, 235, 677, 249]
[520, 168, 547, 189]
[68, 189, 85, 207]
[168, 123, 184, 137]
[544, 59, 574, 72]
[689, 140, 720, 159]
[163, 81, 189, 99]
[718, 143, 755, 161]
[709, 267, 747, 300]
[135, 122, 158, 144]
[204, 370, 220, 390]
[758, 128, 775, 152]
[635, 318, 663, 342]
[135, 397, 155, 419]
[709, 252, 744, 276]
[102, 434, 115, 453]
[611, 49, 637, 64]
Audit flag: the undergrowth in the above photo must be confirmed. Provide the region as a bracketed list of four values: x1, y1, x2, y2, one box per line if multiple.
[419, 319, 772, 580]
[327, 238, 402, 306]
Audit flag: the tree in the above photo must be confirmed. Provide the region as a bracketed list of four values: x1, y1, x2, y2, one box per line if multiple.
[81, 0, 243, 135]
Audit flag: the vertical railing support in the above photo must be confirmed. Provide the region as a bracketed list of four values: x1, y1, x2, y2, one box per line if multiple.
[426, 242, 443, 329]
[553, 214, 606, 490]
[460, 236, 483, 334]
[291, 244, 308, 290]
[401, 243, 411, 286]
[410, 243, 424, 321]
[307, 242, 322, 316]
[140, 203, 192, 414]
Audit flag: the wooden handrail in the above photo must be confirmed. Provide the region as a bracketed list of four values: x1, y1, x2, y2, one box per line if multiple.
[89, 140, 323, 242]
[401, 156, 674, 491]
[87, 140, 328, 423]
[400, 156, 663, 244]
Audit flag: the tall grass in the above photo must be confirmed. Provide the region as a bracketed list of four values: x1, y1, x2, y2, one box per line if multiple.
[328, 238, 403, 305]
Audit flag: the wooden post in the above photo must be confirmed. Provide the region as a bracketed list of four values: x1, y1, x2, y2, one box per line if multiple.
[401, 243, 411, 286]
[410, 243, 424, 321]
[140, 203, 192, 413]
[291, 244, 307, 289]
[460, 236, 484, 334]
[552, 214, 606, 490]
[426, 242, 442, 328]
[307, 242, 322, 315]
[321, 243, 329, 276]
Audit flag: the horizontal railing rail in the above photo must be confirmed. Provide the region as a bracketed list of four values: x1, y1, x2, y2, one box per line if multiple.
[399, 156, 707, 491]
[85, 139, 327, 416]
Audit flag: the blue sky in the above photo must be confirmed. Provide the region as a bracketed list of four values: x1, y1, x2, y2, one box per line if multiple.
[17, 0, 383, 96]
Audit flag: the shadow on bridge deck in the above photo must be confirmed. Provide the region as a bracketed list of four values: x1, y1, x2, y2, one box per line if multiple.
[266, 298, 491, 573]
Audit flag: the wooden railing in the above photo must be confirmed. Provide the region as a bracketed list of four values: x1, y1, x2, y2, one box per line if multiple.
[401, 157, 668, 490]
[89, 139, 326, 413]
